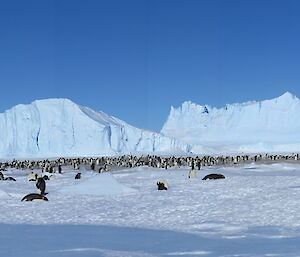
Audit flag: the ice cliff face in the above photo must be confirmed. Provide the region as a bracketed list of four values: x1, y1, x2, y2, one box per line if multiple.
[3, 92, 300, 158]
[161, 92, 300, 153]
[0, 99, 191, 157]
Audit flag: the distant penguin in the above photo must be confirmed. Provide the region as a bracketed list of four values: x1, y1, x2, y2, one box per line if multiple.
[48, 166, 54, 173]
[196, 160, 201, 170]
[91, 163, 95, 171]
[0, 172, 4, 180]
[21, 193, 48, 202]
[191, 161, 195, 170]
[58, 165, 62, 173]
[5, 177, 16, 181]
[75, 173, 81, 179]
[36, 177, 46, 195]
[43, 175, 49, 180]
[27, 172, 38, 181]
[202, 174, 225, 180]
[157, 180, 168, 190]
[188, 169, 197, 179]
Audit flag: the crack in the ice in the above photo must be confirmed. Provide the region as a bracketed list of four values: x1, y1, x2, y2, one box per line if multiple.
[36, 128, 40, 150]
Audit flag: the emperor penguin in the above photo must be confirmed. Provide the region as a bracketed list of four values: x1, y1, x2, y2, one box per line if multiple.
[157, 180, 168, 190]
[75, 173, 81, 179]
[202, 174, 225, 180]
[188, 161, 197, 178]
[36, 177, 46, 195]
[21, 193, 48, 202]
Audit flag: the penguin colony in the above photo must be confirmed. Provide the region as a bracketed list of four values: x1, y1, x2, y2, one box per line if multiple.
[1, 153, 299, 175]
[0, 153, 299, 201]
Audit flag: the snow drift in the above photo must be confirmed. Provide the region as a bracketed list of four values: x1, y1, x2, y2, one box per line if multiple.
[0, 98, 191, 157]
[58, 173, 136, 195]
[0, 188, 9, 198]
[161, 92, 300, 153]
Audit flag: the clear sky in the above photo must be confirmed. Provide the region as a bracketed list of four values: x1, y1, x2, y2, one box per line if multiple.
[0, 0, 300, 132]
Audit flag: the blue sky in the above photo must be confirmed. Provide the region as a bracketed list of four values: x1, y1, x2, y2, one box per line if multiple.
[0, 0, 300, 131]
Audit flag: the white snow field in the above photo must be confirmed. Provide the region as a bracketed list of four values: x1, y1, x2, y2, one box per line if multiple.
[1, 162, 300, 256]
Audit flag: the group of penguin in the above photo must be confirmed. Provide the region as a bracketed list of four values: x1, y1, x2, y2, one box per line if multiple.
[156, 162, 225, 191]
[4, 159, 225, 198]
[21, 168, 224, 197]
[21, 177, 48, 202]
[21, 171, 82, 202]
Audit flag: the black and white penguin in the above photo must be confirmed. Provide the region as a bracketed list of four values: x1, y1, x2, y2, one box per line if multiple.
[188, 161, 197, 179]
[27, 172, 38, 181]
[43, 175, 49, 180]
[196, 160, 201, 170]
[157, 180, 168, 190]
[0, 172, 4, 180]
[4, 177, 16, 181]
[91, 163, 95, 171]
[188, 169, 197, 179]
[21, 193, 48, 202]
[75, 173, 81, 179]
[202, 174, 225, 180]
[36, 177, 46, 195]
[58, 164, 62, 173]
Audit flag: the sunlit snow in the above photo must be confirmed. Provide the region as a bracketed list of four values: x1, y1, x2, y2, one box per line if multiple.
[1, 162, 300, 256]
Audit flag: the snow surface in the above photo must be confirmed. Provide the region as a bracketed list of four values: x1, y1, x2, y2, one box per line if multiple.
[0, 98, 190, 157]
[162, 92, 300, 154]
[59, 172, 137, 195]
[1, 163, 300, 256]
[0, 188, 8, 198]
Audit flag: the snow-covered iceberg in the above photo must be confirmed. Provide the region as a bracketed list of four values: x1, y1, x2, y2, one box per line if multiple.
[161, 92, 300, 153]
[0, 98, 191, 157]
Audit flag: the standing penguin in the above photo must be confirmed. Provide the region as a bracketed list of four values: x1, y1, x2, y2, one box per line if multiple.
[91, 162, 95, 171]
[36, 177, 46, 195]
[188, 161, 197, 178]
[196, 159, 201, 170]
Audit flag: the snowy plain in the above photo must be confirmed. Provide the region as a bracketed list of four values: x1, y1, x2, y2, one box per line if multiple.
[1, 162, 300, 256]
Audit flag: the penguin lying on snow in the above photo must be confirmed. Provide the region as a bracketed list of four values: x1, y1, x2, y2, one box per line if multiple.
[0, 172, 16, 181]
[21, 193, 48, 202]
[202, 174, 225, 180]
[157, 180, 168, 190]
[5, 177, 16, 181]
